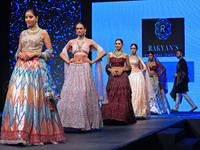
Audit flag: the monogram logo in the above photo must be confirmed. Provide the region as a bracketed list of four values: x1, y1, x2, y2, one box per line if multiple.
[155, 19, 171, 40]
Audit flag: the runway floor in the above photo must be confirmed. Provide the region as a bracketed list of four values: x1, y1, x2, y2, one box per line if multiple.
[0, 112, 199, 150]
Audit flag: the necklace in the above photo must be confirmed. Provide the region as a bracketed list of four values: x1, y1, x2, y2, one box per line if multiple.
[148, 61, 155, 67]
[113, 50, 123, 57]
[78, 35, 85, 40]
[27, 24, 41, 34]
[27, 27, 41, 34]
[131, 54, 139, 61]
[77, 36, 85, 52]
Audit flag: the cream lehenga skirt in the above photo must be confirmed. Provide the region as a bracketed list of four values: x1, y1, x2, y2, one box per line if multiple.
[129, 71, 149, 118]
[57, 63, 103, 131]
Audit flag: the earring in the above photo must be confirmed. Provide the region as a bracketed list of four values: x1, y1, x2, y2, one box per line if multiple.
[84, 32, 86, 36]
[36, 21, 39, 27]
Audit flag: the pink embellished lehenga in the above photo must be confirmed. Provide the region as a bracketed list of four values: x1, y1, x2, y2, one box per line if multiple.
[57, 43, 107, 131]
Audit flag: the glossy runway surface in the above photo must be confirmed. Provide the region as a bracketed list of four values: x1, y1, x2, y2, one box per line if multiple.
[0, 112, 199, 150]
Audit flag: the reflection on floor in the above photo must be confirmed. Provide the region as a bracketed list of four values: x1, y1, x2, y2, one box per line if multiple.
[0, 112, 199, 150]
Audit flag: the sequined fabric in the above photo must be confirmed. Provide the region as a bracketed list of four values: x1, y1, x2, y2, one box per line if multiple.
[110, 57, 125, 67]
[72, 43, 90, 55]
[146, 61, 170, 114]
[129, 71, 149, 118]
[57, 63, 103, 130]
[1, 30, 66, 144]
[101, 57, 136, 124]
[21, 29, 43, 52]
[129, 56, 149, 118]
[150, 75, 171, 114]
[129, 56, 140, 67]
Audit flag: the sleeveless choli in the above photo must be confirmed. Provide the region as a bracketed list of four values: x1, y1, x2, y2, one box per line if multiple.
[1, 29, 66, 144]
[101, 55, 136, 124]
[21, 29, 43, 52]
[72, 43, 90, 55]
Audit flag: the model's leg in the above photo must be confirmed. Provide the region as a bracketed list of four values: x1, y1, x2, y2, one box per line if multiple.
[182, 93, 197, 112]
[172, 93, 181, 112]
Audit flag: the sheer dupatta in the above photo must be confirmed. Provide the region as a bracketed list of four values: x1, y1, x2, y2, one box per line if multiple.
[61, 44, 108, 104]
[152, 56, 168, 93]
[137, 56, 154, 102]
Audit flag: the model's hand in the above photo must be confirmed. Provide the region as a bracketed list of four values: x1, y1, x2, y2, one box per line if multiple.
[174, 73, 177, 77]
[110, 68, 118, 76]
[149, 73, 153, 77]
[27, 52, 37, 60]
[22, 52, 39, 61]
[18, 52, 25, 60]
[83, 58, 93, 64]
[69, 58, 77, 63]
[116, 68, 123, 76]
[18, 52, 29, 61]
[141, 68, 146, 72]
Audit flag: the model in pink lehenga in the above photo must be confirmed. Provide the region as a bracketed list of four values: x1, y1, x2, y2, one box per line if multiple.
[57, 22, 107, 131]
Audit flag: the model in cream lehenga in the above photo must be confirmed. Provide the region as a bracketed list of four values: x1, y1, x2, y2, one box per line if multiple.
[128, 44, 154, 119]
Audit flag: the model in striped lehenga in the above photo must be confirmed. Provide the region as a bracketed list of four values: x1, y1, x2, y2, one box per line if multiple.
[1, 9, 66, 145]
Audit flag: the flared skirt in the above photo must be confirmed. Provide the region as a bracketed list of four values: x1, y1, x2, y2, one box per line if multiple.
[101, 73, 136, 124]
[57, 63, 103, 131]
[129, 71, 149, 118]
[150, 75, 170, 114]
[1, 58, 66, 144]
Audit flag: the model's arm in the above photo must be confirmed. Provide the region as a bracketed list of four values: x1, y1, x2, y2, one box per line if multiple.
[89, 39, 107, 64]
[15, 31, 29, 61]
[156, 61, 166, 77]
[138, 56, 146, 72]
[39, 30, 54, 61]
[124, 53, 131, 71]
[106, 53, 111, 72]
[59, 40, 73, 64]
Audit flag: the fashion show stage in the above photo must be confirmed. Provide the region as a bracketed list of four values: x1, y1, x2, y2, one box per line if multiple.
[0, 112, 200, 150]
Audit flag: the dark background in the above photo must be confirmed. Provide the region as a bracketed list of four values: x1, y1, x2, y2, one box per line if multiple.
[0, 0, 93, 112]
[142, 18, 184, 57]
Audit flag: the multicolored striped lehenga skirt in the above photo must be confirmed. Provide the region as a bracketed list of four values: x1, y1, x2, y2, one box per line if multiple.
[1, 58, 66, 145]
